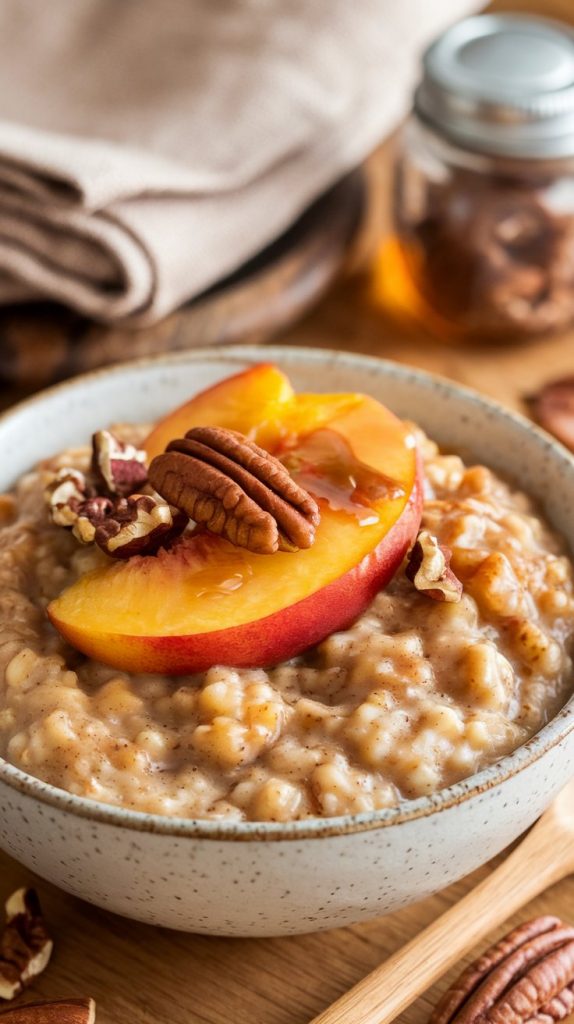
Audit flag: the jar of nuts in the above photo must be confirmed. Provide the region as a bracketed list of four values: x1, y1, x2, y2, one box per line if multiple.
[391, 14, 574, 342]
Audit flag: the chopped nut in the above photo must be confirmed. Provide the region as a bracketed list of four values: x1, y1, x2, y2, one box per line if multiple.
[44, 469, 90, 528]
[148, 425, 320, 554]
[72, 497, 115, 545]
[0, 998, 95, 1023]
[0, 889, 53, 1001]
[91, 429, 147, 497]
[45, 430, 185, 562]
[406, 530, 463, 603]
[429, 916, 574, 1024]
[94, 494, 186, 559]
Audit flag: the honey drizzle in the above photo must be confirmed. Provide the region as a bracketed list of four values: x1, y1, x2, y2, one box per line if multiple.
[278, 428, 404, 525]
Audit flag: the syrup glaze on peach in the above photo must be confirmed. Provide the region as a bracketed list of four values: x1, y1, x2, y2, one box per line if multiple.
[48, 366, 422, 674]
[0, 367, 572, 822]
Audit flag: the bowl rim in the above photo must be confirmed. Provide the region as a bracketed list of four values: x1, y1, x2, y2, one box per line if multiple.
[1, 343, 573, 841]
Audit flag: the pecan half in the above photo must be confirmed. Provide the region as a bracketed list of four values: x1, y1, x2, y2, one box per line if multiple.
[0, 889, 53, 1002]
[44, 469, 91, 528]
[527, 377, 574, 453]
[0, 998, 95, 1023]
[148, 426, 320, 555]
[91, 430, 148, 497]
[93, 494, 186, 559]
[429, 916, 574, 1024]
[406, 530, 463, 602]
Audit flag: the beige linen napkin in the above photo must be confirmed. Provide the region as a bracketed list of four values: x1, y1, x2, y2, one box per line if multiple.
[0, 0, 478, 325]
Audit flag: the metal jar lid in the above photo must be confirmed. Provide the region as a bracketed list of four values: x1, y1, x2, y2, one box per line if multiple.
[415, 13, 574, 159]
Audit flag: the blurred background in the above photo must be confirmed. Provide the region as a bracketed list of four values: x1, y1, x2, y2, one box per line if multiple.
[0, 0, 573, 431]
[293, 0, 574, 416]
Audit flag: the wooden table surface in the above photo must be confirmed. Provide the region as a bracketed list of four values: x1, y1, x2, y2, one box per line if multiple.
[2, 0, 574, 1021]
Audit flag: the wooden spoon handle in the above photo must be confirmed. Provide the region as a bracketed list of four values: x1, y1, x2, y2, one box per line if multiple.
[310, 802, 573, 1024]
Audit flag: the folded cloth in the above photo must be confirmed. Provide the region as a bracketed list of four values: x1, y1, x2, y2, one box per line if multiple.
[0, 0, 478, 325]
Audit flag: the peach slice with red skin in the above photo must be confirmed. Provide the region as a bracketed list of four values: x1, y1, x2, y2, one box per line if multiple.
[48, 365, 423, 673]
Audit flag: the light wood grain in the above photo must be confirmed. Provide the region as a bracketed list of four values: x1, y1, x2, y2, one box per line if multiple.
[311, 782, 574, 1024]
[1, 843, 573, 1024]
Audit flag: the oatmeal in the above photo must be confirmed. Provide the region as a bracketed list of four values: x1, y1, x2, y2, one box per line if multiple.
[0, 422, 572, 822]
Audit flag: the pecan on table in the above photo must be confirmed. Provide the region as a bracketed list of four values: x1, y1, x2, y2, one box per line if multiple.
[527, 376, 574, 453]
[406, 530, 463, 603]
[429, 916, 574, 1024]
[148, 426, 320, 555]
[0, 889, 52, 1001]
[0, 999, 95, 1023]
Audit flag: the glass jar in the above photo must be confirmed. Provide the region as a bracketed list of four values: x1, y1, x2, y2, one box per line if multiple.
[390, 14, 574, 343]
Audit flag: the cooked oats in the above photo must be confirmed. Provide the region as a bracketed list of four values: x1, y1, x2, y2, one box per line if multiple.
[0, 424, 572, 821]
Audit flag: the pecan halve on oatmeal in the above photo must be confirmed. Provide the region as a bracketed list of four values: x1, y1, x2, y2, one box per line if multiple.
[148, 425, 320, 554]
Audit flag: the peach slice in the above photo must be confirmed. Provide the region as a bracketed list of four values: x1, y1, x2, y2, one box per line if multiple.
[145, 363, 294, 462]
[48, 367, 422, 673]
[145, 362, 362, 459]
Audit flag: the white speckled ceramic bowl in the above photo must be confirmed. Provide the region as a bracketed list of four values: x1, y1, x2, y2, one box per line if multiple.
[0, 346, 573, 936]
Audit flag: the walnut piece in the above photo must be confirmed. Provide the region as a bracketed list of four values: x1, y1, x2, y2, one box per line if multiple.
[72, 497, 115, 545]
[429, 916, 574, 1024]
[45, 428, 148, 536]
[93, 494, 186, 559]
[0, 998, 95, 1023]
[44, 469, 90, 528]
[91, 429, 148, 497]
[406, 530, 463, 603]
[0, 889, 53, 1002]
[45, 446, 186, 559]
[148, 425, 320, 554]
